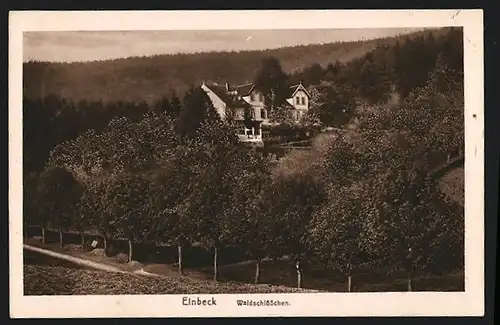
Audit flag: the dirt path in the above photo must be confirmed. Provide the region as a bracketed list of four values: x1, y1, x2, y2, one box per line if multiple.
[24, 240, 212, 281]
[24, 245, 126, 273]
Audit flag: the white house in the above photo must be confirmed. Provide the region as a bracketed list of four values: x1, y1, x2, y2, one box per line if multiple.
[285, 83, 311, 121]
[201, 81, 311, 145]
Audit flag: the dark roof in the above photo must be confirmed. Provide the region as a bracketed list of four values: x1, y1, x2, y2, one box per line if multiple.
[205, 81, 310, 109]
[235, 83, 255, 96]
[279, 100, 296, 110]
[235, 82, 310, 99]
[205, 83, 251, 109]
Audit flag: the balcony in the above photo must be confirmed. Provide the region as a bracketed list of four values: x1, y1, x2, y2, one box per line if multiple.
[236, 125, 263, 145]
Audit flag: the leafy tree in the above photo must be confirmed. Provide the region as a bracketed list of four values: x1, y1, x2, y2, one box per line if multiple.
[323, 60, 342, 82]
[220, 149, 272, 284]
[23, 172, 40, 243]
[78, 179, 114, 252]
[306, 186, 373, 291]
[103, 173, 151, 262]
[357, 49, 396, 104]
[300, 63, 325, 86]
[149, 146, 201, 274]
[37, 166, 83, 247]
[254, 57, 289, 113]
[308, 82, 357, 127]
[175, 86, 221, 138]
[261, 173, 326, 261]
[151, 96, 173, 116]
[47, 129, 108, 182]
[169, 88, 182, 117]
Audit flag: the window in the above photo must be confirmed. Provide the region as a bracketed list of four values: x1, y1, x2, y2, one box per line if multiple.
[295, 97, 300, 105]
[261, 109, 267, 119]
[301, 97, 306, 105]
[250, 93, 255, 101]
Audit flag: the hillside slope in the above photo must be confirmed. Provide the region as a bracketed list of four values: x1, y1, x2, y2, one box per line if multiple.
[23, 28, 451, 104]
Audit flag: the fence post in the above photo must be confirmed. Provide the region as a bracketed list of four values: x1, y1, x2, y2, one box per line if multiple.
[296, 260, 302, 289]
[407, 247, 413, 292]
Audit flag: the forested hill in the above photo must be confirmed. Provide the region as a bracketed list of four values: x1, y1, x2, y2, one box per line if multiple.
[23, 27, 452, 104]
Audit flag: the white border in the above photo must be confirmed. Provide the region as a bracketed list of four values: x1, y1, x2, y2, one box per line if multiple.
[9, 10, 484, 318]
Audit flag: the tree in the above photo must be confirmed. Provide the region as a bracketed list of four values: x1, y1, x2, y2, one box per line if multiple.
[101, 116, 151, 174]
[78, 178, 113, 252]
[220, 149, 272, 284]
[178, 142, 234, 281]
[37, 166, 83, 247]
[149, 146, 200, 275]
[23, 172, 40, 244]
[261, 173, 326, 262]
[175, 86, 221, 138]
[103, 173, 151, 262]
[254, 57, 289, 116]
[169, 88, 182, 117]
[308, 82, 357, 127]
[300, 63, 325, 86]
[135, 111, 179, 166]
[324, 60, 342, 82]
[151, 96, 173, 116]
[356, 48, 396, 105]
[306, 185, 377, 292]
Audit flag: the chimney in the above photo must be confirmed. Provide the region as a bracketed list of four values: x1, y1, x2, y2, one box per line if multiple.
[225, 82, 229, 91]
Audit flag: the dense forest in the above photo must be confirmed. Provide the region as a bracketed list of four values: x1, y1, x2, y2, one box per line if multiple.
[23, 28, 453, 104]
[23, 27, 464, 290]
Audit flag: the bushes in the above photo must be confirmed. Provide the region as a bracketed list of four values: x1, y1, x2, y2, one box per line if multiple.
[262, 123, 320, 145]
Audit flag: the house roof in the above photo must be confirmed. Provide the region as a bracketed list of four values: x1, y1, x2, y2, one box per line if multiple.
[287, 83, 312, 99]
[234, 82, 312, 99]
[204, 83, 251, 109]
[280, 99, 296, 110]
[204, 81, 310, 109]
[235, 83, 255, 96]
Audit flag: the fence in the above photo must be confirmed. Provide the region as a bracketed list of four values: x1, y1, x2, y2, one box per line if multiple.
[26, 226, 254, 267]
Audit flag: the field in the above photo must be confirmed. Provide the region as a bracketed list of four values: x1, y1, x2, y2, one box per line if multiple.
[24, 265, 319, 295]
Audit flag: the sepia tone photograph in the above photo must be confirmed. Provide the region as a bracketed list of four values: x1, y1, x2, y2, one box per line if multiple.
[10, 10, 484, 318]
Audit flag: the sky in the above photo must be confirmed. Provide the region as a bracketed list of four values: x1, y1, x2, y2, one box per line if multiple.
[23, 28, 420, 63]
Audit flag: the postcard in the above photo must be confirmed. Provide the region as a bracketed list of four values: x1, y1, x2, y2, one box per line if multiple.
[9, 9, 484, 318]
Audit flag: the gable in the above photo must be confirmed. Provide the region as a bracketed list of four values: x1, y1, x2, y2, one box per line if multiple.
[294, 89, 308, 98]
[287, 83, 312, 99]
